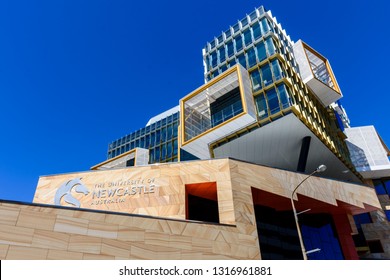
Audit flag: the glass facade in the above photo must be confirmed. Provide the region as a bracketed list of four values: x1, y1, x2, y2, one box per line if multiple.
[202, 7, 299, 124]
[107, 111, 179, 164]
[203, 6, 354, 171]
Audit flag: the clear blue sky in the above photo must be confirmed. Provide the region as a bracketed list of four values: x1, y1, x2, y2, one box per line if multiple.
[0, 0, 389, 203]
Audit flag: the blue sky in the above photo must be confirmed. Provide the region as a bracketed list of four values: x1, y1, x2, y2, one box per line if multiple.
[0, 0, 389, 203]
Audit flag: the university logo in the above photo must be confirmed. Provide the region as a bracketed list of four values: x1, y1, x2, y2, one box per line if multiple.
[54, 177, 89, 207]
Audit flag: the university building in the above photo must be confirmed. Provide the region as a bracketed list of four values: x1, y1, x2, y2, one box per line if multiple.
[1, 5, 389, 260]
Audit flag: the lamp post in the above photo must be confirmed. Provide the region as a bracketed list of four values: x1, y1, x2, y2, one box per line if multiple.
[291, 164, 327, 260]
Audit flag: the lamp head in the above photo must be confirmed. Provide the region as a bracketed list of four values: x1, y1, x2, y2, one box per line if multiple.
[316, 164, 327, 173]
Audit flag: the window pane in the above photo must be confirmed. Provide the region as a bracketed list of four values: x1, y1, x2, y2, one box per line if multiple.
[261, 63, 272, 87]
[271, 60, 283, 80]
[252, 22, 261, 40]
[237, 54, 246, 68]
[241, 17, 248, 27]
[247, 47, 256, 68]
[173, 139, 178, 155]
[374, 180, 386, 195]
[155, 146, 160, 161]
[235, 35, 243, 52]
[243, 29, 252, 46]
[255, 94, 268, 119]
[218, 46, 226, 63]
[250, 69, 262, 91]
[173, 122, 178, 137]
[265, 37, 276, 56]
[277, 84, 291, 109]
[167, 142, 172, 157]
[260, 18, 270, 34]
[227, 40, 234, 57]
[228, 59, 236, 67]
[384, 179, 390, 194]
[256, 41, 267, 62]
[266, 88, 280, 115]
[211, 51, 218, 68]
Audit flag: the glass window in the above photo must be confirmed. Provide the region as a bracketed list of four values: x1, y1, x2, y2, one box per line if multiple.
[261, 63, 272, 87]
[250, 69, 262, 91]
[228, 59, 236, 68]
[255, 41, 267, 62]
[155, 146, 160, 161]
[217, 34, 223, 45]
[266, 88, 280, 115]
[145, 135, 150, 148]
[385, 210, 390, 222]
[173, 139, 178, 155]
[374, 180, 386, 195]
[161, 127, 166, 142]
[384, 179, 390, 194]
[221, 64, 228, 73]
[241, 17, 248, 27]
[252, 22, 261, 40]
[277, 84, 291, 109]
[265, 37, 276, 56]
[161, 143, 167, 159]
[271, 60, 283, 80]
[167, 142, 173, 157]
[243, 29, 252, 46]
[155, 130, 160, 143]
[249, 11, 257, 21]
[227, 40, 234, 57]
[260, 18, 270, 34]
[237, 54, 246, 68]
[167, 124, 173, 140]
[255, 94, 268, 119]
[173, 122, 178, 137]
[234, 35, 243, 52]
[225, 29, 231, 39]
[218, 46, 226, 63]
[211, 51, 218, 68]
[232, 23, 240, 33]
[246, 47, 256, 68]
[210, 40, 216, 50]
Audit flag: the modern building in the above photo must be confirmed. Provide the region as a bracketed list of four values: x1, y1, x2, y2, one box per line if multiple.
[0, 5, 388, 260]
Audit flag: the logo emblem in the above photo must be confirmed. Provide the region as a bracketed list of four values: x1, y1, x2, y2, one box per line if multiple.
[54, 177, 89, 207]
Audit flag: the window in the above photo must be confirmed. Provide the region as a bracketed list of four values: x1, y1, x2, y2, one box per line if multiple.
[261, 63, 272, 87]
[255, 94, 268, 119]
[266, 88, 279, 115]
[250, 69, 261, 91]
[228, 59, 236, 68]
[260, 18, 270, 34]
[246, 47, 256, 68]
[227, 40, 234, 57]
[237, 54, 246, 68]
[241, 17, 248, 28]
[218, 46, 226, 64]
[271, 60, 283, 80]
[232, 23, 240, 33]
[252, 22, 261, 40]
[277, 84, 291, 109]
[256, 41, 267, 62]
[234, 35, 243, 52]
[373, 179, 390, 195]
[265, 37, 276, 56]
[211, 51, 218, 68]
[243, 28, 252, 46]
[225, 29, 231, 39]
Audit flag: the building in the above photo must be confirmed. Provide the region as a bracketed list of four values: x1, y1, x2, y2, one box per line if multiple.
[0, 5, 388, 260]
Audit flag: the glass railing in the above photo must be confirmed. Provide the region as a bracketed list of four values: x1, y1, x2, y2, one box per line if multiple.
[211, 100, 243, 127]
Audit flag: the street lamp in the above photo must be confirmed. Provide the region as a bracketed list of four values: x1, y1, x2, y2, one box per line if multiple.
[291, 164, 327, 260]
